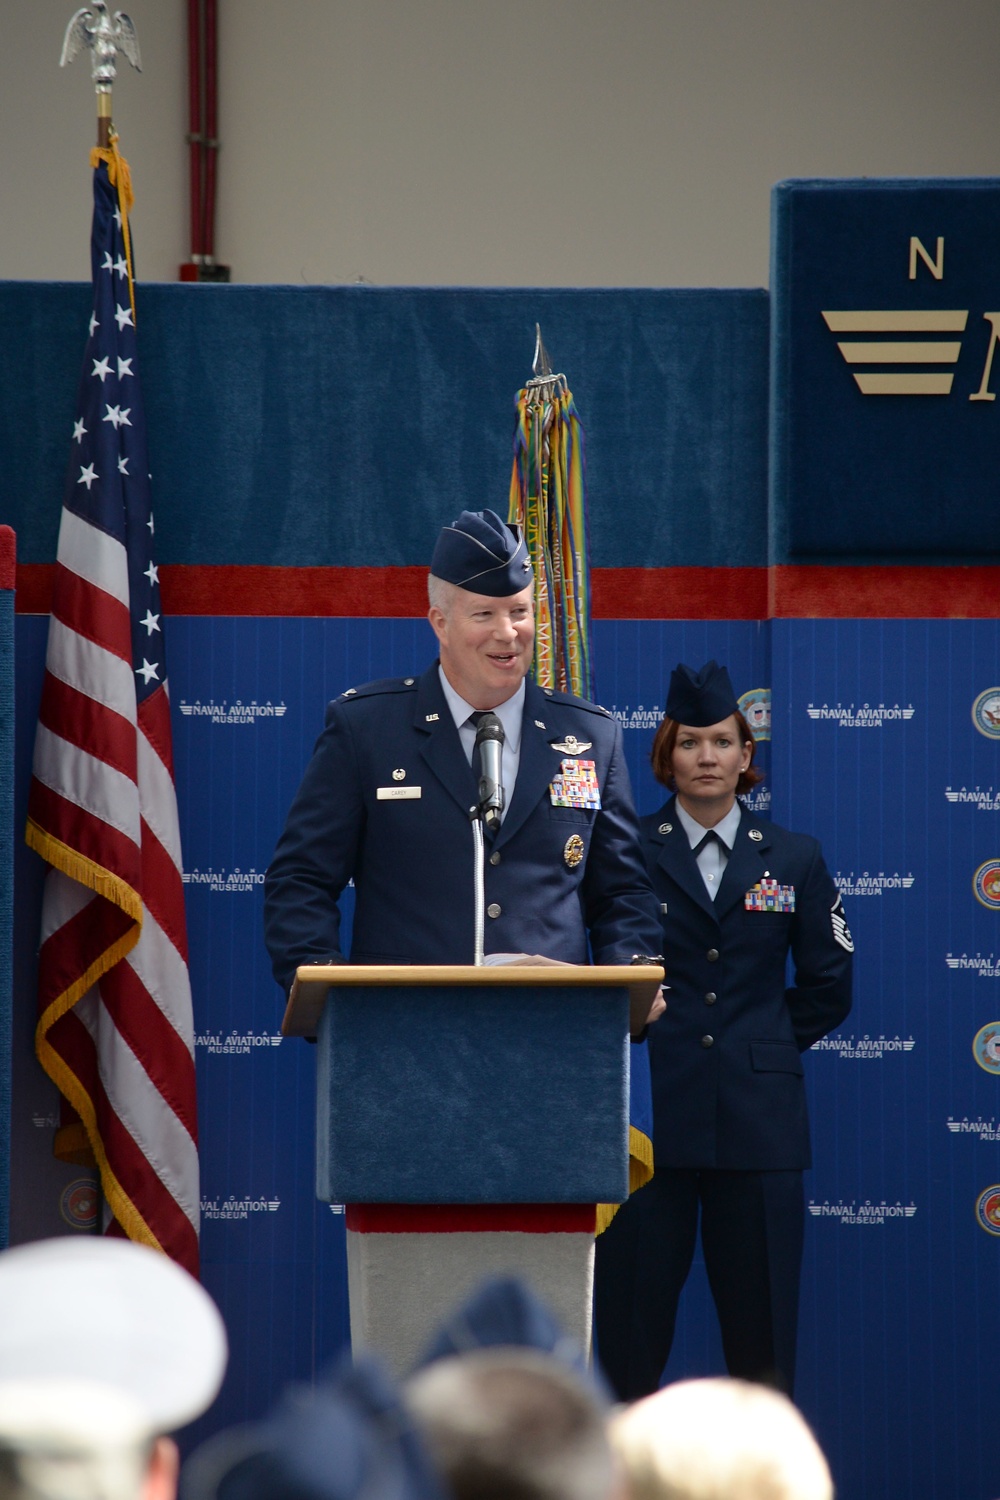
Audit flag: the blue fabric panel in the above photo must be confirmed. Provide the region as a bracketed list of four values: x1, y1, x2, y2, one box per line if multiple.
[771, 619, 1000, 1500]
[0, 583, 11, 1249]
[0, 283, 769, 569]
[770, 178, 1000, 563]
[316, 983, 630, 1205]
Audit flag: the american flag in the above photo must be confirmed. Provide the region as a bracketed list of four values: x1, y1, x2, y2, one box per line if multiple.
[25, 158, 199, 1274]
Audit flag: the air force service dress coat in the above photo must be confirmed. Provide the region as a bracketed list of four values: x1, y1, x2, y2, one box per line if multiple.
[263, 663, 661, 989]
[641, 795, 853, 1171]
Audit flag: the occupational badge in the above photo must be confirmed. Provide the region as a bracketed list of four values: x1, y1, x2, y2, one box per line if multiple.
[564, 834, 585, 868]
[551, 735, 593, 755]
[549, 759, 601, 810]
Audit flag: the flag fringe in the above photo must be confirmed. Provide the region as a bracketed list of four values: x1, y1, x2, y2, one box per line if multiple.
[35, 1030, 167, 1255]
[596, 1126, 654, 1235]
[26, 818, 144, 927]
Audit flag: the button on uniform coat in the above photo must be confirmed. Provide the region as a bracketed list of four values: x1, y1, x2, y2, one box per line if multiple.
[263, 663, 661, 990]
[642, 794, 853, 1170]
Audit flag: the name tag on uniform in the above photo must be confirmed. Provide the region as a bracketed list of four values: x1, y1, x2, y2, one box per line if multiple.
[549, 759, 601, 810]
[376, 786, 422, 800]
[745, 878, 795, 912]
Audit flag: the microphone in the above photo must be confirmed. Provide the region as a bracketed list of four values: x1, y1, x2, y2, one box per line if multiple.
[473, 712, 505, 833]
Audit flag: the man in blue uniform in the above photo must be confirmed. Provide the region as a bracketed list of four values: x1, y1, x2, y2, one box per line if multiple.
[594, 660, 852, 1400]
[263, 510, 664, 994]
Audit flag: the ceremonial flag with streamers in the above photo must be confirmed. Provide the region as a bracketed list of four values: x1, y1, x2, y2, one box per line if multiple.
[508, 365, 651, 1228]
[508, 377, 593, 700]
[25, 151, 199, 1275]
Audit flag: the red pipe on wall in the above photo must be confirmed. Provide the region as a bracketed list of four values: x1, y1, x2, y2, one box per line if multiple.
[203, 0, 218, 263]
[181, 0, 228, 280]
[182, 0, 204, 277]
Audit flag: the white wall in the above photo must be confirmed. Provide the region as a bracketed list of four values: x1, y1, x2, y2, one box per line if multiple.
[3, 0, 999, 288]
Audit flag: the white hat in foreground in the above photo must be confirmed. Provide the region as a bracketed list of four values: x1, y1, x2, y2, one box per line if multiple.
[0, 1239, 227, 1433]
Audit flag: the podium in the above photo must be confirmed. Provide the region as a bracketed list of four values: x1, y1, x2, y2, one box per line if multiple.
[284, 963, 663, 1374]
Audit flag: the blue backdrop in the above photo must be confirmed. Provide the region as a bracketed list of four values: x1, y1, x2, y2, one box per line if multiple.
[5, 177, 1000, 1500]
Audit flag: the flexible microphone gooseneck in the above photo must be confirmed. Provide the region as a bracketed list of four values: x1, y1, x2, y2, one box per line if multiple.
[473, 712, 505, 834]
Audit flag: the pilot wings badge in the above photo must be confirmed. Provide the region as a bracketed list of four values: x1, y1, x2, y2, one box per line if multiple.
[550, 735, 592, 755]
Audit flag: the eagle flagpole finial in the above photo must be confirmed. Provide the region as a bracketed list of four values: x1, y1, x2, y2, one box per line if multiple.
[61, 2, 141, 146]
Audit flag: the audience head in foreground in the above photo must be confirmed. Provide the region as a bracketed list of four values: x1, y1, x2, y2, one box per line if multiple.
[405, 1347, 617, 1500]
[182, 1357, 445, 1500]
[0, 1237, 227, 1500]
[610, 1378, 832, 1500]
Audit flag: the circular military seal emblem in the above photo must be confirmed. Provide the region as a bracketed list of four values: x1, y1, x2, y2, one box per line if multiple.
[973, 860, 1000, 910]
[564, 834, 585, 868]
[972, 688, 1000, 740]
[60, 1177, 99, 1231]
[738, 688, 771, 742]
[975, 1185, 1000, 1236]
[973, 1023, 1000, 1073]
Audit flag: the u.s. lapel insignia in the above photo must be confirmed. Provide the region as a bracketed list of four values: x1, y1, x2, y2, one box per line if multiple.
[425, 713, 439, 722]
[749, 828, 763, 842]
[392, 768, 405, 781]
[658, 822, 673, 835]
[564, 833, 585, 868]
[551, 734, 593, 755]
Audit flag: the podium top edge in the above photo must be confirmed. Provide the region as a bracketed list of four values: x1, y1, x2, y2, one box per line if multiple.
[293, 963, 664, 986]
[281, 963, 664, 1038]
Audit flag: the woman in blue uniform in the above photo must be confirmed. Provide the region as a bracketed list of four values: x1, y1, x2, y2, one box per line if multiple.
[594, 660, 853, 1400]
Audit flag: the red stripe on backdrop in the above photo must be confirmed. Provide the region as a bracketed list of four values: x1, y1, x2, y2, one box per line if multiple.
[345, 1204, 598, 1234]
[51, 567, 133, 660]
[99, 961, 197, 1138]
[16, 563, 1000, 619]
[27, 781, 140, 889]
[769, 565, 1000, 618]
[39, 676, 137, 783]
[52, 1008, 199, 1274]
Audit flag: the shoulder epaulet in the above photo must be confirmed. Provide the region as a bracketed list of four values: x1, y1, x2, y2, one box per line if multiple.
[538, 685, 615, 718]
[333, 675, 420, 704]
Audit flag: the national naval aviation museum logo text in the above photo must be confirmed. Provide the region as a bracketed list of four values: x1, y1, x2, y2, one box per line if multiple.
[183, 868, 265, 892]
[834, 872, 914, 896]
[822, 232, 1000, 401]
[195, 1031, 283, 1055]
[178, 699, 287, 725]
[809, 1200, 917, 1225]
[945, 786, 1000, 812]
[947, 954, 1000, 979]
[201, 1196, 281, 1221]
[806, 703, 914, 728]
[811, 1033, 914, 1060]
